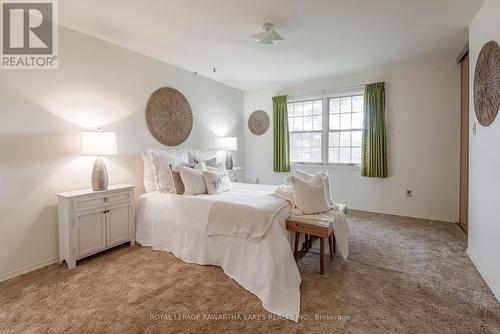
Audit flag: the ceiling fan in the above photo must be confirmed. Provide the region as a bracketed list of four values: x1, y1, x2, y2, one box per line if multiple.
[251, 23, 284, 45]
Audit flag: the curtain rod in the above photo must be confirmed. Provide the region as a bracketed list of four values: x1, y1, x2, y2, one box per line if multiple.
[286, 84, 366, 99]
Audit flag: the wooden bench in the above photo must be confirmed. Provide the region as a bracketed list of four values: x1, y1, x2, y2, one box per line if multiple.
[286, 218, 335, 275]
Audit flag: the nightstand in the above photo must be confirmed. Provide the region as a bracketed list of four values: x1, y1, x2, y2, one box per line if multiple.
[56, 184, 135, 269]
[227, 167, 245, 183]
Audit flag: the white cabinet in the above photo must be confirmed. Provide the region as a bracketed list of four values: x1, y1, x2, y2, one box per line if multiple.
[227, 167, 245, 183]
[57, 184, 135, 269]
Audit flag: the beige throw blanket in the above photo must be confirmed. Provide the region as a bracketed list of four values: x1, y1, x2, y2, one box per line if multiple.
[206, 191, 289, 242]
[275, 184, 350, 260]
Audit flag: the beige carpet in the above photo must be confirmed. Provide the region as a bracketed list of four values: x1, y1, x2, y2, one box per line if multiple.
[0, 210, 499, 333]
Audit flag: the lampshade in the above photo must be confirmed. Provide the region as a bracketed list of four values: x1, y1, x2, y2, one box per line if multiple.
[214, 137, 237, 151]
[80, 131, 117, 156]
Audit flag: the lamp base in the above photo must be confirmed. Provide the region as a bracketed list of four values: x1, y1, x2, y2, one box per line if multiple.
[225, 151, 233, 170]
[92, 156, 109, 191]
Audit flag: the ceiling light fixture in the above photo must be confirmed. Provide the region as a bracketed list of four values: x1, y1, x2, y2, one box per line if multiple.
[251, 23, 284, 45]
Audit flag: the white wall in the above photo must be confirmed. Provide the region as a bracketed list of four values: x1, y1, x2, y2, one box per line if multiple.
[467, 0, 500, 301]
[0, 27, 244, 280]
[244, 60, 460, 222]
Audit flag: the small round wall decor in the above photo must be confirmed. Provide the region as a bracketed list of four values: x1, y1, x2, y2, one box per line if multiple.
[474, 40, 500, 127]
[248, 110, 270, 135]
[145, 87, 193, 146]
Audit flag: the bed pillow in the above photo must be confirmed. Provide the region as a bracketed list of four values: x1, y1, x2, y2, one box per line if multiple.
[295, 169, 333, 205]
[194, 157, 217, 167]
[140, 152, 158, 192]
[151, 150, 189, 193]
[177, 166, 207, 195]
[169, 163, 193, 195]
[203, 169, 232, 195]
[286, 173, 332, 215]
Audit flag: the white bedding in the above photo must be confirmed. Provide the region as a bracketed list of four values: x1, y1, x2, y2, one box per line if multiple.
[136, 183, 302, 321]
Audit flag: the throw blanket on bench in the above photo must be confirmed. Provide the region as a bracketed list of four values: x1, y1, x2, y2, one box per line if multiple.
[275, 185, 350, 260]
[206, 190, 289, 242]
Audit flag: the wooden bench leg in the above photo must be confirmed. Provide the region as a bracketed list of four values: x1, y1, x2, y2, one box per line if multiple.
[320, 237, 324, 275]
[294, 232, 299, 257]
[328, 235, 333, 259]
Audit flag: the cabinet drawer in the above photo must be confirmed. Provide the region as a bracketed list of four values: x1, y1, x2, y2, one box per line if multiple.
[73, 191, 131, 212]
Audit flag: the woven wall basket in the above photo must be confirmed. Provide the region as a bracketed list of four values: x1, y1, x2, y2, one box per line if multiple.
[474, 40, 500, 127]
[145, 87, 193, 146]
[248, 110, 270, 135]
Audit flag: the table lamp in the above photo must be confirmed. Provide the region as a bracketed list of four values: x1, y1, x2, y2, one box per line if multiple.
[80, 131, 117, 191]
[215, 137, 237, 170]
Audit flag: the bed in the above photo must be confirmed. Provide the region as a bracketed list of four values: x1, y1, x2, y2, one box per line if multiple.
[135, 183, 301, 321]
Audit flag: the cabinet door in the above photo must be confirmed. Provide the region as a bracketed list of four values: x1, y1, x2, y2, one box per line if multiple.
[74, 210, 106, 259]
[106, 203, 132, 247]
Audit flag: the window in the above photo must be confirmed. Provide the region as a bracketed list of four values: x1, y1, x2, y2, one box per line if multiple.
[288, 94, 364, 165]
[288, 100, 323, 163]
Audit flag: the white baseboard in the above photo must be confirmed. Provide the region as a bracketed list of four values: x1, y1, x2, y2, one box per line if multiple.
[466, 249, 500, 302]
[0, 257, 59, 283]
[348, 207, 456, 223]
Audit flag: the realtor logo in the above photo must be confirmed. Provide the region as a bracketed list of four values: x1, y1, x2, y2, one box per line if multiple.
[1, 0, 58, 69]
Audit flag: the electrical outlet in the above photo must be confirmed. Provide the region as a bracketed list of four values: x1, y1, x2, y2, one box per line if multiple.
[406, 190, 413, 198]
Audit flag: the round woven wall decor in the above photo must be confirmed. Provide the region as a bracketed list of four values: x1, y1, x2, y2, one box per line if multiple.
[248, 110, 270, 135]
[474, 40, 500, 127]
[145, 87, 193, 146]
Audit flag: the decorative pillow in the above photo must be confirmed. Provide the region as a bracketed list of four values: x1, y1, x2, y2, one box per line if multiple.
[295, 170, 333, 205]
[140, 152, 158, 192]
[169, 163, 192, 195]
[286, 173, 332, 215]
[188, 150, 216, 163]
[203, 169, 232, 195]
[194, 160, 207, 170]
[151, 150, 189, 193]
[194, 157, 216, 167]
[213, 162, 226, 170]
[177, 166, 207, 195]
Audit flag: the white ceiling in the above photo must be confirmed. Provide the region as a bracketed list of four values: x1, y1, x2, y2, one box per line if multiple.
[59, 0, 483, 91]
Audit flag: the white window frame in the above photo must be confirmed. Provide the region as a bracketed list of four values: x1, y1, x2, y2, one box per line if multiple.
[288, 89, 364, 167]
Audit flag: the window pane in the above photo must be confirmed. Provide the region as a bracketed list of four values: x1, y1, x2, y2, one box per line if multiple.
[303, 116, 312, 131]
[352, 147, 362, 164]
[293, 117, 303, 131]
[329, 148, 339, 163]
[288, 104, 294, 116]
[352, 112, 363, 129]
[340, 97, 351, 113]
[330, 114, 340, 130]
[329, 132, 340, 147]
[313, 101, 322, 115]
[352, 95, 363, 112]
[312, 133, 321, 148]
[339, 148, 350, 163]
[330, 98, 340, 114]
[303, 102, 313, 116]
[302, 132, 312, 147]
[339, 132, 350, 147]
[352, 131, 362, 146]
[313, 116, 322, 130]
[312, 148, 321, 162]
[288, 117, 293, 130]
[294, 104, 302, 117]
[340, 113, 351, 129]
[302, 149, 312, 162]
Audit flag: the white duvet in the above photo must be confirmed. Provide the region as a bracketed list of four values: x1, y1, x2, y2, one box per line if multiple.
[136, 183, 302, 321]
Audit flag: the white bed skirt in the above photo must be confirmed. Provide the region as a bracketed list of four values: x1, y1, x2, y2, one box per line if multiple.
[136, 184, 302, 321]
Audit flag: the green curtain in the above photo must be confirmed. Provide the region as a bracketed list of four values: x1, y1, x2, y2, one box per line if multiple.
[272, 95, 290, 172]
[361, 82, 387, 178]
